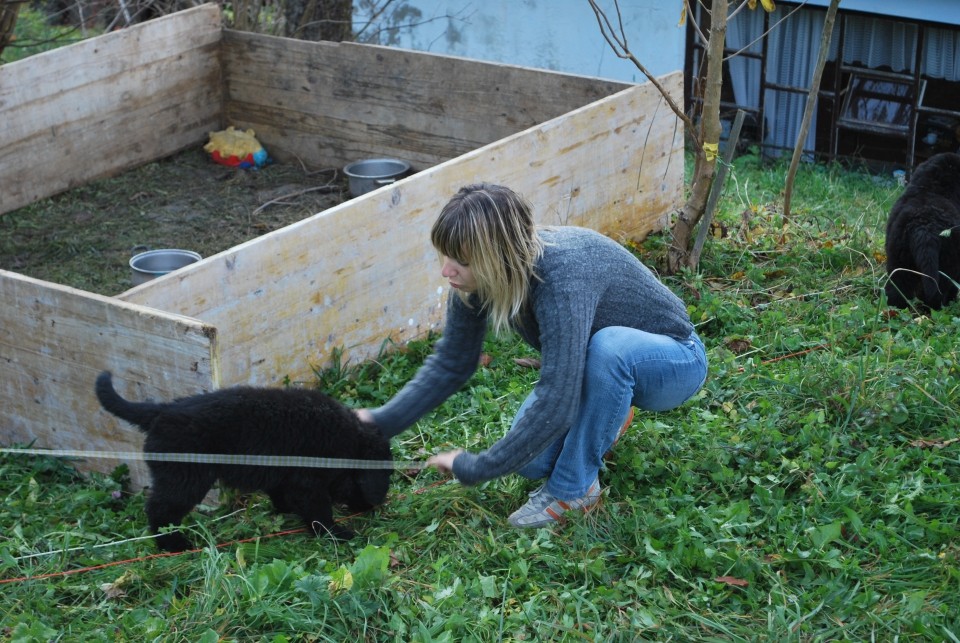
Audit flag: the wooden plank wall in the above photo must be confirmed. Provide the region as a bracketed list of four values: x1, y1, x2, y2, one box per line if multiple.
[119, 72, 685, 388]
[0, 5, 223, 215]
[220, 32, 634, 171]
[0, 270, 219, 489]
[0, 9, 683, 491]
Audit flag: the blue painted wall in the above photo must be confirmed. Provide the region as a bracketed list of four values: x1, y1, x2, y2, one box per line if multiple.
[353, 0, 686, 82]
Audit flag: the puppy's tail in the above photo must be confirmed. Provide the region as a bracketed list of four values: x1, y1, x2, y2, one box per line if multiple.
[95, 371, 163, 432]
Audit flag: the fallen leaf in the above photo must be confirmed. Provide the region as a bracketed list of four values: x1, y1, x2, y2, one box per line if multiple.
[513, 357, 541, 369]
[709, 221, 728, 239]
[725, 338, 752, 354]
[909, 437, 959, 449]
[328, 568, 353, 594]
[714, 576, 749, 587]
[100, 570, 138, 599]
[99, 583, 126, 599]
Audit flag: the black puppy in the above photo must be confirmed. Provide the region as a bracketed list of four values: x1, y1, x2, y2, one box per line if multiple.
[95, 371, 391, 552]
[885, 152, 960, 309]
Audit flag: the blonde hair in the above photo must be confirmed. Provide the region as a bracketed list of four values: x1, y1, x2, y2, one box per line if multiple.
[431, 184, 544, 336]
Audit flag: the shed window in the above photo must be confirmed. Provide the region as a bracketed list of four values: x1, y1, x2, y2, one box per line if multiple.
[839, 74, 922, 134]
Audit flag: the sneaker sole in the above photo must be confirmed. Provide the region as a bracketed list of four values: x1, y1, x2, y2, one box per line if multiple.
[509, 482, 603, 528]
[544, 496, 601, 523]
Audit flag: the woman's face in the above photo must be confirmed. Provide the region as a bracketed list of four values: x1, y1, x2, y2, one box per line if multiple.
[440, 256, 477, 293]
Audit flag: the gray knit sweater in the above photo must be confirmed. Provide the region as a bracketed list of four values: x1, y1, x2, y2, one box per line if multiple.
[369, 226, 695, 485]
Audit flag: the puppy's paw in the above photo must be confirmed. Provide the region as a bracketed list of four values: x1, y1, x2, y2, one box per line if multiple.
[155, 532, 193, 553]
[267, 491, 293, 514]
[310, 520, 355, 540]
[331, 525, 356, 540]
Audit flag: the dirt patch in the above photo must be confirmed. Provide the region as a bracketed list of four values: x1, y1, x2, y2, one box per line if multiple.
[1, 147, 350, 296]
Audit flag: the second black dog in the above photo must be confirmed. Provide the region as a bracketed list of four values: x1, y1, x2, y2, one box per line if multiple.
[885, 152, 960, 309]
[96, 371, 392, 552]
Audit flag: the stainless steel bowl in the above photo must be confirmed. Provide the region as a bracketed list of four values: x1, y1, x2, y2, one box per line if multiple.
[343, 158, 411, 197]
[129, 249, 202, 286]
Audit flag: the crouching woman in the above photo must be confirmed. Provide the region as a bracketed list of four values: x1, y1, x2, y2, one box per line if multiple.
[357, 183, 707, 528]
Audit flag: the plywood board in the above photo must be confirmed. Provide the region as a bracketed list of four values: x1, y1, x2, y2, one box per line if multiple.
[220, 32, 633, 171]
[0, 5, 223, 215]
[0, 7, 683, 491]
[0, 269, 219, 489]
[119, 73, 684, 388]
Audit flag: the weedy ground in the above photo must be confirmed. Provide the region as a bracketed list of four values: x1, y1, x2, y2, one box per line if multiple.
[2, 153, 958, 642]
[0, 147, 348, 296]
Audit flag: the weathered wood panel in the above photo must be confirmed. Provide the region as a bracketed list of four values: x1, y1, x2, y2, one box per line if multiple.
[0, 5, 223, 215]
[119, 73, 684, 388]
[220, 32, 633, 171]
[0, 269, 219, 489]
[0, 6, 683, 490]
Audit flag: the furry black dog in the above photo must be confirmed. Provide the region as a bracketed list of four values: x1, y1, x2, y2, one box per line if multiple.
[885, 152, 960, 309]
[95, 371, 391, 552]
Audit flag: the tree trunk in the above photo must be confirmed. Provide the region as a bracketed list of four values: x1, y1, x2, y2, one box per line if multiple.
[782, 0, 840, 222]
[668, 0, 727, 273]
[0, 0, 23, 59]
[285, 0, 352, 42]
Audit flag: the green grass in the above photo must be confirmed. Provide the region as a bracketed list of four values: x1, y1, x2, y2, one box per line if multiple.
[1, 6, 100, 65]
[2, 154, 959, 641]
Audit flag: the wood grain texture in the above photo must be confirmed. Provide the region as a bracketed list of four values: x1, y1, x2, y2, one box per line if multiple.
[219, 32, 634, 171]
[120, 72, 685, 388]
[1, 8, 683, 490]
[0, 269, 218, 488]
[0, 5, 223, 215]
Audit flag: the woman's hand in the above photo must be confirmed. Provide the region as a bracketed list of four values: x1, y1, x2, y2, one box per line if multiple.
[427, 449, 464, 475]
[354, 408, 375, 424]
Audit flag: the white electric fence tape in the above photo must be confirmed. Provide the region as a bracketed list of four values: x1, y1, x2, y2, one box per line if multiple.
[0, 447, 424, 470]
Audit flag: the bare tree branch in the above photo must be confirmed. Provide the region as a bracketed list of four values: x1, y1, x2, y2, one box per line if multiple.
[587, 0, 700, 148]
[723, 0, 810, 61]
[684, 0, 709, 47]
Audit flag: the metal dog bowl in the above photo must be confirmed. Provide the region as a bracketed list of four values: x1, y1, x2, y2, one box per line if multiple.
[343, 158, 411, 197]
[130, 249, 202, 286]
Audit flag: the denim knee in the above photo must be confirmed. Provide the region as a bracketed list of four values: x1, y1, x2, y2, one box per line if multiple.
[585, 326, 707, 412]
[583, 327, 633, 381]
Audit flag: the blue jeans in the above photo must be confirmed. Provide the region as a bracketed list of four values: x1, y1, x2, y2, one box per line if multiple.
[511, 327, 708, 500]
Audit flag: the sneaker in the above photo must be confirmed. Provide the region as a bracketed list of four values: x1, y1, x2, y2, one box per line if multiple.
[507, 478, 602, 528]
[605, 407, 635, 460]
